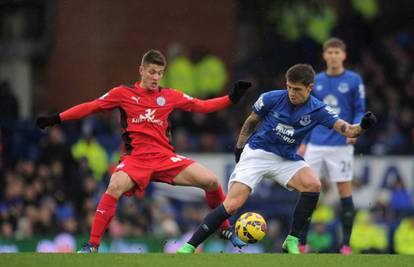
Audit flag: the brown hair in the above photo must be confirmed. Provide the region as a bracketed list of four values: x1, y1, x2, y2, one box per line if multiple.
[141, 49, 167, 66]
[323, 37, 346, 52]
[285, 64, 315, 86]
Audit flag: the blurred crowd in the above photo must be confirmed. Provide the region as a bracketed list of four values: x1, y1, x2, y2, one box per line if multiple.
[1, 0, 414, 254]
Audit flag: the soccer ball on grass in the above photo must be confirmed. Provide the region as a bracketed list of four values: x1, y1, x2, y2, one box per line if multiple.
[235, 212, 267, 243]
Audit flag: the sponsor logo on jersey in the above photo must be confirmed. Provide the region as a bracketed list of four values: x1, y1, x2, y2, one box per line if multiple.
[254, 96, 264, 110]
[299, 115, 311, 126]
[338, 82, 349, 93]
[132, 109, 163, 125]
[274, 123, 295, 144]
[156, 96, 166, 106]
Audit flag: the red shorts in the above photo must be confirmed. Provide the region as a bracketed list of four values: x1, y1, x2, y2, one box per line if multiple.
[115, 152, 195, 197]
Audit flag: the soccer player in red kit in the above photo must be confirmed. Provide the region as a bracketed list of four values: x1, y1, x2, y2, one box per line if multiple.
[36, 49, 251, 253]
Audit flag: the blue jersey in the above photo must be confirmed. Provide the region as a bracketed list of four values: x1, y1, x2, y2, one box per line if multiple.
[248, 90, 339, 161]
[308, 70, 365, 146]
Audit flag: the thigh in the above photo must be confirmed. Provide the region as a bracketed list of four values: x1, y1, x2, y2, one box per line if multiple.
[273, 159, 310, 190]
[152, 153, 195, 185]
[171, 161, 217, 188]
[228, 145, 273, 193]
[116, 155, 153, 194]
[325, 146, 354, 182]
[287, 166, 320, 192]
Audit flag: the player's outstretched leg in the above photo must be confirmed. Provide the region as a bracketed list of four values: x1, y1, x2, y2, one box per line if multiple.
[177, 204, 232, 254]
[78, 171, 134, 253]
[205, 185, 231, 231]
[78, 192, 118, 253]
[284, 192, 320, 254]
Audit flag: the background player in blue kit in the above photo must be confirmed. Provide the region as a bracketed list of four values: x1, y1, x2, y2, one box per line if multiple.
[177, 64, 376, 254]
[299, 38, 365, 254]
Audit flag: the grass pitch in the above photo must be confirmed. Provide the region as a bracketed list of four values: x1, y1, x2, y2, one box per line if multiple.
[1, 253, 413, 267]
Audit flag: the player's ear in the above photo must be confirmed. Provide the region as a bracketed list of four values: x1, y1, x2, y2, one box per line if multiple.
[139, 65, 144, 76]
[308, 83, 314, 92]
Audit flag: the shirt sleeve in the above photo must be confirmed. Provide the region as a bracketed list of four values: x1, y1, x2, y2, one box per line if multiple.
[315, 105, 339, 129]
[352, 75, 366, 124]
[60, 87, 122, 121]
[252, 92, 273, 117]
[172, 90, 231, 113]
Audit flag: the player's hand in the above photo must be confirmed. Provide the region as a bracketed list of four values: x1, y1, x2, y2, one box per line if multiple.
[36, 114, 61, 129]
[234, 147, 244, 163]
[229, 81, 252, 103]
[346, 137, 357, 144]
[360, 111, 377, 130]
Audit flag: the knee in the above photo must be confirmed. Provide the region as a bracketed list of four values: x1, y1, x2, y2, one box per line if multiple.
[223, 198, 242, 215]
[300, 178, 321, 193]
[107, 175, 126, 197]
[204, 175, 220, 191]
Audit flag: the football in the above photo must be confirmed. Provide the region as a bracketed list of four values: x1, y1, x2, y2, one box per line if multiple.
[235, 212, 267, 243]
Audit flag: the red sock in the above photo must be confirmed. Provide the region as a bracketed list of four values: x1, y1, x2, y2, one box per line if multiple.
[89, 192, 118, 246]
[205, 185, 231, 230]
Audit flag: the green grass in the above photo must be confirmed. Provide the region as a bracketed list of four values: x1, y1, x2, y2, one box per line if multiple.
[1, 253, 413, 267]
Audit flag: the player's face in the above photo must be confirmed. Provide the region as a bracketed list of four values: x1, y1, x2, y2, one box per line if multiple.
[286, 81, 313, 105]
[139, 64, 165, 91]
[323, 47, 346, 69]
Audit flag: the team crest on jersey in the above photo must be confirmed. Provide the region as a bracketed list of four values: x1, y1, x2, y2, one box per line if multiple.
[316, 84, 323, 91]
[338, 82, 349, 93]
[299, 115, 311, 126]
[156, 96, 166, 106]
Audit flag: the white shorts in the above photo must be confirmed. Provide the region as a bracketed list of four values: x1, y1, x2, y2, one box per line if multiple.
[228, 144, 309, 192]
[304, 144, 354, 182]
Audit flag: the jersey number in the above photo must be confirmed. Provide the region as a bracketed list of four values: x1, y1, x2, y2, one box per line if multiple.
[340, 160, 351, 173]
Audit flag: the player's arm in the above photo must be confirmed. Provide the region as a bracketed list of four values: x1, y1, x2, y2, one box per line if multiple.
[36, 88, 122, 129]
[333, 111, 376, 138]
[234, 112, 262, 162]
[184, 81, 252, 113]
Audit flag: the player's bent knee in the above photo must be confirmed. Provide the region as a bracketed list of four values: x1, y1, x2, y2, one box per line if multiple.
[204, 175, 220, 191]
[302, 178, 321, 192]
[106, 172, 130, 197]
[223, 198, 243, 215]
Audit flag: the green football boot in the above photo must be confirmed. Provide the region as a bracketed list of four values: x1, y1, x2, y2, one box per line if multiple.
[282, 235, 300, 254]
[177, 243, 196, 254]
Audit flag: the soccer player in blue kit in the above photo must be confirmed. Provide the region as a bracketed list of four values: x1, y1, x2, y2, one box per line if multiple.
[298, 38, 365, 254]
[177, 63, 376, 254]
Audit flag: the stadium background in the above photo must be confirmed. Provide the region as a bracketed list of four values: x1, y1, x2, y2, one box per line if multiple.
[0, 0, 414, 254]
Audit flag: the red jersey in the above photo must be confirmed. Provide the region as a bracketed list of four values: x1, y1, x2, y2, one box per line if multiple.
[59, 82, 232, 155]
